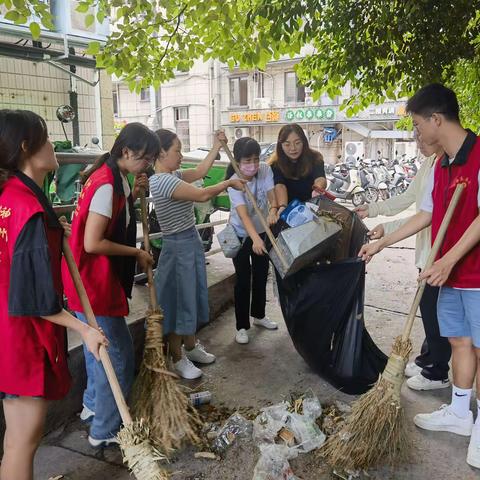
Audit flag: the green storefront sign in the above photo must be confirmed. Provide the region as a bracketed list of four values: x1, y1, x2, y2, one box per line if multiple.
[284, 107, 335, 122]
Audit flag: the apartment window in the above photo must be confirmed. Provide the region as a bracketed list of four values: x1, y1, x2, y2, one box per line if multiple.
[284, 72, 305, 104]
[253, 71, 265, 98]
[174, 106, 190, 152]
[229, 76, 248, 107]
[174, 106, 189, 121]
[112, 90, 119, 116]
[140, 88, 150, 102]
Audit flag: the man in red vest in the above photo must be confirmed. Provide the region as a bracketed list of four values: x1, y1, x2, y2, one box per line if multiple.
[359, 83, 480, 470]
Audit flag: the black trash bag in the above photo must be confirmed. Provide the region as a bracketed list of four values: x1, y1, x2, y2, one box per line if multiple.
[274, 196, 387, 395]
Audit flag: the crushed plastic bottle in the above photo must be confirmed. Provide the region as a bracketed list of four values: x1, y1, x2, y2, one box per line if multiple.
[212, 413, 253, 453]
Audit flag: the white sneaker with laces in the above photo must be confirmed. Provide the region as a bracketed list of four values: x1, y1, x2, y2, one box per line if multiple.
[185, 341, 216, 364]
[88, 435, 119, 448]
[174, 356, 203, 379]
[467, 424, 480, 469]
[235, 329, 249, 344]
[406, 374, 451, 391]
[252, 317, 278, 330]
[414, 404, 473, 436]
[405, 362, 422, 377]
[80, 404, 95, 422]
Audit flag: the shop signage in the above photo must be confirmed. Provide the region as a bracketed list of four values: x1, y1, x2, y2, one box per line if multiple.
[284, 107, 335, 122]
[229, 111, 281, 123]
[228, 106, 336, 125]
[373, 105, 406, 116]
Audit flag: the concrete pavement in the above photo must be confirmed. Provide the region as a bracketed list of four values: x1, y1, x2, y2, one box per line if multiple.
[10, 206, 480, 478]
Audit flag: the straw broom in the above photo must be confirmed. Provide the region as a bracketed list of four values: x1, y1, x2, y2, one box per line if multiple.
[62, 239, 168, 480]
[131, 190, 202, 454]
[323, 182, 465, 471]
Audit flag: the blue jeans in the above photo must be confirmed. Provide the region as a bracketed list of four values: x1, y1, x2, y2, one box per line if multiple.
[76, 313, 135, 440]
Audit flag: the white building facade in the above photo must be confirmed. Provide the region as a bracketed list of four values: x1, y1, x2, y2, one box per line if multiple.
[113, 60, 219, 151]
[115, 57, 414, 163]
[220, 59, 415, 164]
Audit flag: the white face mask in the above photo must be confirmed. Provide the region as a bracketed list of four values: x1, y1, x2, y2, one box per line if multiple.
[239, 163, 259, 177]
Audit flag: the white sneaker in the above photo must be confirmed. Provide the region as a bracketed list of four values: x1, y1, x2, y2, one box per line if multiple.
[88, 435, 119, 448]
[80, 404, 95, 422]
[405, 362, 422, 377]
[406, 374, 451, 391]
[235, 329, 249, 344]
[467, 424, 480, 469]
[414, 404, 473, 436]
[174, 356, 203, 379]
[252, 317, 278, 330]
[185, 342, 216, 364]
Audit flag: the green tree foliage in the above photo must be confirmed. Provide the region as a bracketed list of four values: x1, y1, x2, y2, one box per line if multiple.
[3, 1, 480, 125]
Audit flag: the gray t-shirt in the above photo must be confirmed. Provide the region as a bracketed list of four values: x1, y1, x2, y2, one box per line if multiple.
[227, 163, 274, 238]
[149, 171, 195, 235]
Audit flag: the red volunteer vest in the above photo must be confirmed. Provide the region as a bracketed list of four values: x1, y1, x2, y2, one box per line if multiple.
[431, 133, 480, 288]
[0, 175, 71, 400]
[62, 163, 132, 316]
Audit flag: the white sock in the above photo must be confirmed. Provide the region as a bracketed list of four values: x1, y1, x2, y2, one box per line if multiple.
[449, 385, 472, 418]
[476, 399, 480, 425]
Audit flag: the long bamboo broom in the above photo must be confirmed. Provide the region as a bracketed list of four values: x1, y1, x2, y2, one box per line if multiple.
[62, 239, 168, 480]
[323, 182, 465, 471]
[219, 139, 289, 271]
[131, 190, 202, 454]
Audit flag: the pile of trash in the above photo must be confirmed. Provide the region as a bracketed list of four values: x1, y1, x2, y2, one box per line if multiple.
[251, 392, 326, 480]
[195, 392, 347, 479]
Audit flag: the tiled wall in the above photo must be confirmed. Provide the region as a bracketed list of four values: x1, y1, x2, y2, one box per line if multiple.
[0, 54, 114, 149]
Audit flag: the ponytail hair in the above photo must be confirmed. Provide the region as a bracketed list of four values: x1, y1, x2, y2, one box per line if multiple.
[155, 128, 178, 152]
[0, 109, 48, 190]
[82, 122, 160, 183]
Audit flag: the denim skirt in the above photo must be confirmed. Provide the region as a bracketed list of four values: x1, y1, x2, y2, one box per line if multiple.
[154, 226, 209, 336]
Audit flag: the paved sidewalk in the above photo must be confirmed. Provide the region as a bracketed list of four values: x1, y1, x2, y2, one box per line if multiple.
[30, 206, 480, 479]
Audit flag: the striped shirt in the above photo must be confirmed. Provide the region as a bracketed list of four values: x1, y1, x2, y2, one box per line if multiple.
[149, 171, 195, 235]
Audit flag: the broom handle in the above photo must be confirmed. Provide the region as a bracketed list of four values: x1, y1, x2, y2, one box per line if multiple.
[139, 190, 159, 310]
[401, 182, 465, 342]
[62, 239, 134, 426]
[219, 140, 289, 270]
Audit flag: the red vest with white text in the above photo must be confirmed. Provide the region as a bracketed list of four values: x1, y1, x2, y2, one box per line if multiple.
[0, 176, 71, 399]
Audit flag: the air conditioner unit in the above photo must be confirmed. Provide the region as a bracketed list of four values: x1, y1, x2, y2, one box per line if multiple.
[234, 127, 250, 139]
[344, 141, 364, 164]
[253, 97, 271, 109]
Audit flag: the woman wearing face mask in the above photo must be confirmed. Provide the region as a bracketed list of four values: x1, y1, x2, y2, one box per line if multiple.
[225, 137, 279, 345]
[269, 123, 327, 216]
[150, 129, 245, 379]
[0, 110, 106, 480]
[63, 123, 158, 447]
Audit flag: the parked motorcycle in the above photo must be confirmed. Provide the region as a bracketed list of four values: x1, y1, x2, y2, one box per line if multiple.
[370, 159, 391, 200]
[358, 161, 379, 203]
[326, 164, 367, 206]
[389, 162, 409, 196]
